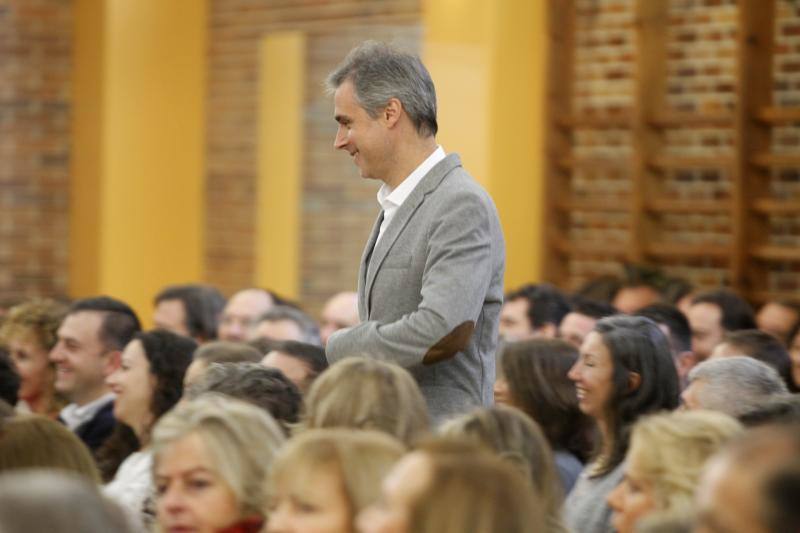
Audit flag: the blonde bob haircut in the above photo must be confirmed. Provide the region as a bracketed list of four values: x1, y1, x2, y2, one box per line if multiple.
[628, 410, 743, 517]
[151, 393, 286, 519]
[270, 429, 404, 524]
[440, 406, 566, 533]
[300, 357, 429, 445]
[408, 440, 544, 533]
[0, 414, 100, 484]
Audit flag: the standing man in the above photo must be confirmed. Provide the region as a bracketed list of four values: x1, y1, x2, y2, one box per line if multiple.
[325, 41, 505, 422]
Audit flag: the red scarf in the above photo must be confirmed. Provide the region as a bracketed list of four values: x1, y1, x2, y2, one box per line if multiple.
[215, 516, 264, 533]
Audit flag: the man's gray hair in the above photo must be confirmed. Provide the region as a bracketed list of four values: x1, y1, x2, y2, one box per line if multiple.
[256, 304, 321, 346]
[688, 356, 788, 418]
[326, 40, 438, 137]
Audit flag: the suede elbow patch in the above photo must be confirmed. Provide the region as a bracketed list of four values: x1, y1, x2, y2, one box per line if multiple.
[422, 321, 475, 365]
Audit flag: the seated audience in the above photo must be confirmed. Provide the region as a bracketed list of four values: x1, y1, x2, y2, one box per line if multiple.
[574, 275, 622, 305]
[267, 429, 404, 533]
[183, 340, 263, 388]
[0, 298, 66, 416]
[440, 406, 567, 532]
[152, 284, 226, 343]
[0, 350, 20, 407]
[261, 340, 328, 393]
[790, 322, 800, 388]
[612, 264, 664, 314]
[50, 296, 141, 455]
[695, 423, 800, 533]
[500, 283, 571, 341]
[686, 289, 756, 362]
[682, 356, 787, 419]
[102, 330, 196, 530]
[358, 439, 544, 533]
[739, 394, 800, 427]
[301, 357, 429, 446]
[0, 414, 100, 482]
[711, 329, 797, 392]
[152, 394, 285, 532]
[251, 305, 321, 345]
[319, 291, 359, 346]
[217, 288, 276, 342]
[495, 338, 593, 491]
[564, 315, 680, 533]
[635, 303, 694, 387]
[185, 362, 301, 434]
[606, 410, 742, 533]
[756, 299, 800, 345]
[0, 470, 131, 533]
[559, 297, 617, 349]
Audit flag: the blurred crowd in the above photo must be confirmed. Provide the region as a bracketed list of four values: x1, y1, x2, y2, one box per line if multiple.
[0, 267, 798, 533]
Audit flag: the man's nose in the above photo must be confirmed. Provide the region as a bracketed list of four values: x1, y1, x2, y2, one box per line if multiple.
[334, 127, 347, 150]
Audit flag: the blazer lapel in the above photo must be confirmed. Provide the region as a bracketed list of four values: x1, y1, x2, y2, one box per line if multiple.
[363, 154, 462, 314]
[358, 211, 383, 320]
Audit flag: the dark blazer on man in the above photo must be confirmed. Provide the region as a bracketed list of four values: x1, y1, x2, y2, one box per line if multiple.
[73, 400, 116, 455]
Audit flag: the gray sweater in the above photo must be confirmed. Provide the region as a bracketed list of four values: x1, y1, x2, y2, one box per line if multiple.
[563, 461, 625, 533]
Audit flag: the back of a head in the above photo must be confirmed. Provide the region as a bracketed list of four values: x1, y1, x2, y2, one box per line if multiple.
[0, 470, 131, 533]
[302, 357, 429, 445]
[69, 296, 142, 351]
[574, 275, 623, 304]
[692, 289, 757, 332]
[569, 296, 618, 321]
[155, 284, 226, 341]
[721, 329, 796, 392]
[194, 341, 263, 364]
[738, 394, 800, 427]
[689, 356, 788, 418]
[0, 350, 19, 406]
[635, 303, 692, 354]
[440, 406, 564, 526]
[271, 340, 329, 378]
[271, 428, 405, 518]
[188, 362, 301, 433]
[410, 445, 544, 533]
[508, 283, 571, 329]
[0, 414, 100, 483]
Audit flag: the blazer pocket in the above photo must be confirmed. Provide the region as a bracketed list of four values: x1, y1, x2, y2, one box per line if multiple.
[381, 254, 412, 269]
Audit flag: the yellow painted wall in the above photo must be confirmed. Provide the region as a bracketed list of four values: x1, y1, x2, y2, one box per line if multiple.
[423, 0, 547, 288]
[72, 0, 207, 325]
[255, 32, 305, 300]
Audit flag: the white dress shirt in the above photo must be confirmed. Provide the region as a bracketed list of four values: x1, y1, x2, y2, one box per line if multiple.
[376, 146, 446, 244]
[59, 392, 115, 431]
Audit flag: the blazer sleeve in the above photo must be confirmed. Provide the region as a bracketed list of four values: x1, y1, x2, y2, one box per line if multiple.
[326, 189, 498, 368]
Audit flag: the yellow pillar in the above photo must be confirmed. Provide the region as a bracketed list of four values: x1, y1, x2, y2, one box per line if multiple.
[423, 0, 547, 288]
[71, 0, 207, 324]
[255, 32, 305, 300]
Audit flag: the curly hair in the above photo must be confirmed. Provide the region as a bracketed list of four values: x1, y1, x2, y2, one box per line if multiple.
[0, 299, 67, 351]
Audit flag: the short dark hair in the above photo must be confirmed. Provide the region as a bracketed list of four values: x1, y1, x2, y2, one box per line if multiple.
[739, 395, 800, 427]
[256, 305, 321, 345]
[187, 362, 301, 434]
[594, 315, 681, 476]
[635, 303, 692, 354]
[568, 296, 618, 320]
[722, 329, 796, 392]
[68, 297, 141, 351]
[154, 284, 226, 341]
[269, 340, 329, 378]
[193, 341, 263, 365]
[0, 349, 20, 406]
[662, 277, 695, 306]
[506, 283, 571, 329]
[574, 275, 622, 304]
[692, 289, 756, 332]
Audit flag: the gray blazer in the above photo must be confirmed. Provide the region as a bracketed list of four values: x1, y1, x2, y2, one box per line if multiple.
[326, 154, 505, 422]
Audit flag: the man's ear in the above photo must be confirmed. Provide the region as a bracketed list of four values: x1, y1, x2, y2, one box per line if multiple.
[676, 351, 697, 380]
[627, 371, 642, 392]
[383, 97, 402, 128]
[103, 350, 122, 377]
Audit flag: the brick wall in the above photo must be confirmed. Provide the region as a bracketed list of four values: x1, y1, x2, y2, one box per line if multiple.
[207, 0, 421, 315]
[0, 0, 71, 305]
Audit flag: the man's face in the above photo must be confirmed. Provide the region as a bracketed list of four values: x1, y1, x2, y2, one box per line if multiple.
[320, 292, 359, 346]
[559, 312, 597, 348]
[499, 298, 535, 342]
[612, 285, 661, 314]
[680, 378, 706, 410]
[251, 319, 303, 343]
[153, 299, 190, 338]
[333, 80, 390, 182]
[262, 350, 313, 393]
[217, 290, 273, 342]
[49, 311, 115, 406]
[756, 302, 799, 343]
[688, 303, 725, 361]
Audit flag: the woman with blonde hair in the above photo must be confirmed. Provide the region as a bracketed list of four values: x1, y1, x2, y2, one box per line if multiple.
[267, 428, 404, 532]
[607, 410, 743, 533]
[152, 393, 285, 533]
[358, 439, 543, 533]
[0, 298, 66, 417]
[301, 357, 429, 445]
[440, 406, 566, 533]
[0, 414, 100, 483]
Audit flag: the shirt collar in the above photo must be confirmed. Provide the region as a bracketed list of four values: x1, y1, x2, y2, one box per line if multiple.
[377, 146, 446, 211]
[60, 392, 115, 431]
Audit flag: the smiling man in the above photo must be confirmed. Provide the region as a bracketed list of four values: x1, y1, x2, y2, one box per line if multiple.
[49, 296, 141, 455]
[324, 41, 505, 422]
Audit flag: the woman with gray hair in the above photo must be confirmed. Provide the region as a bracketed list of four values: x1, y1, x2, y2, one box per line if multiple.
[151, 393, 285, 533]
